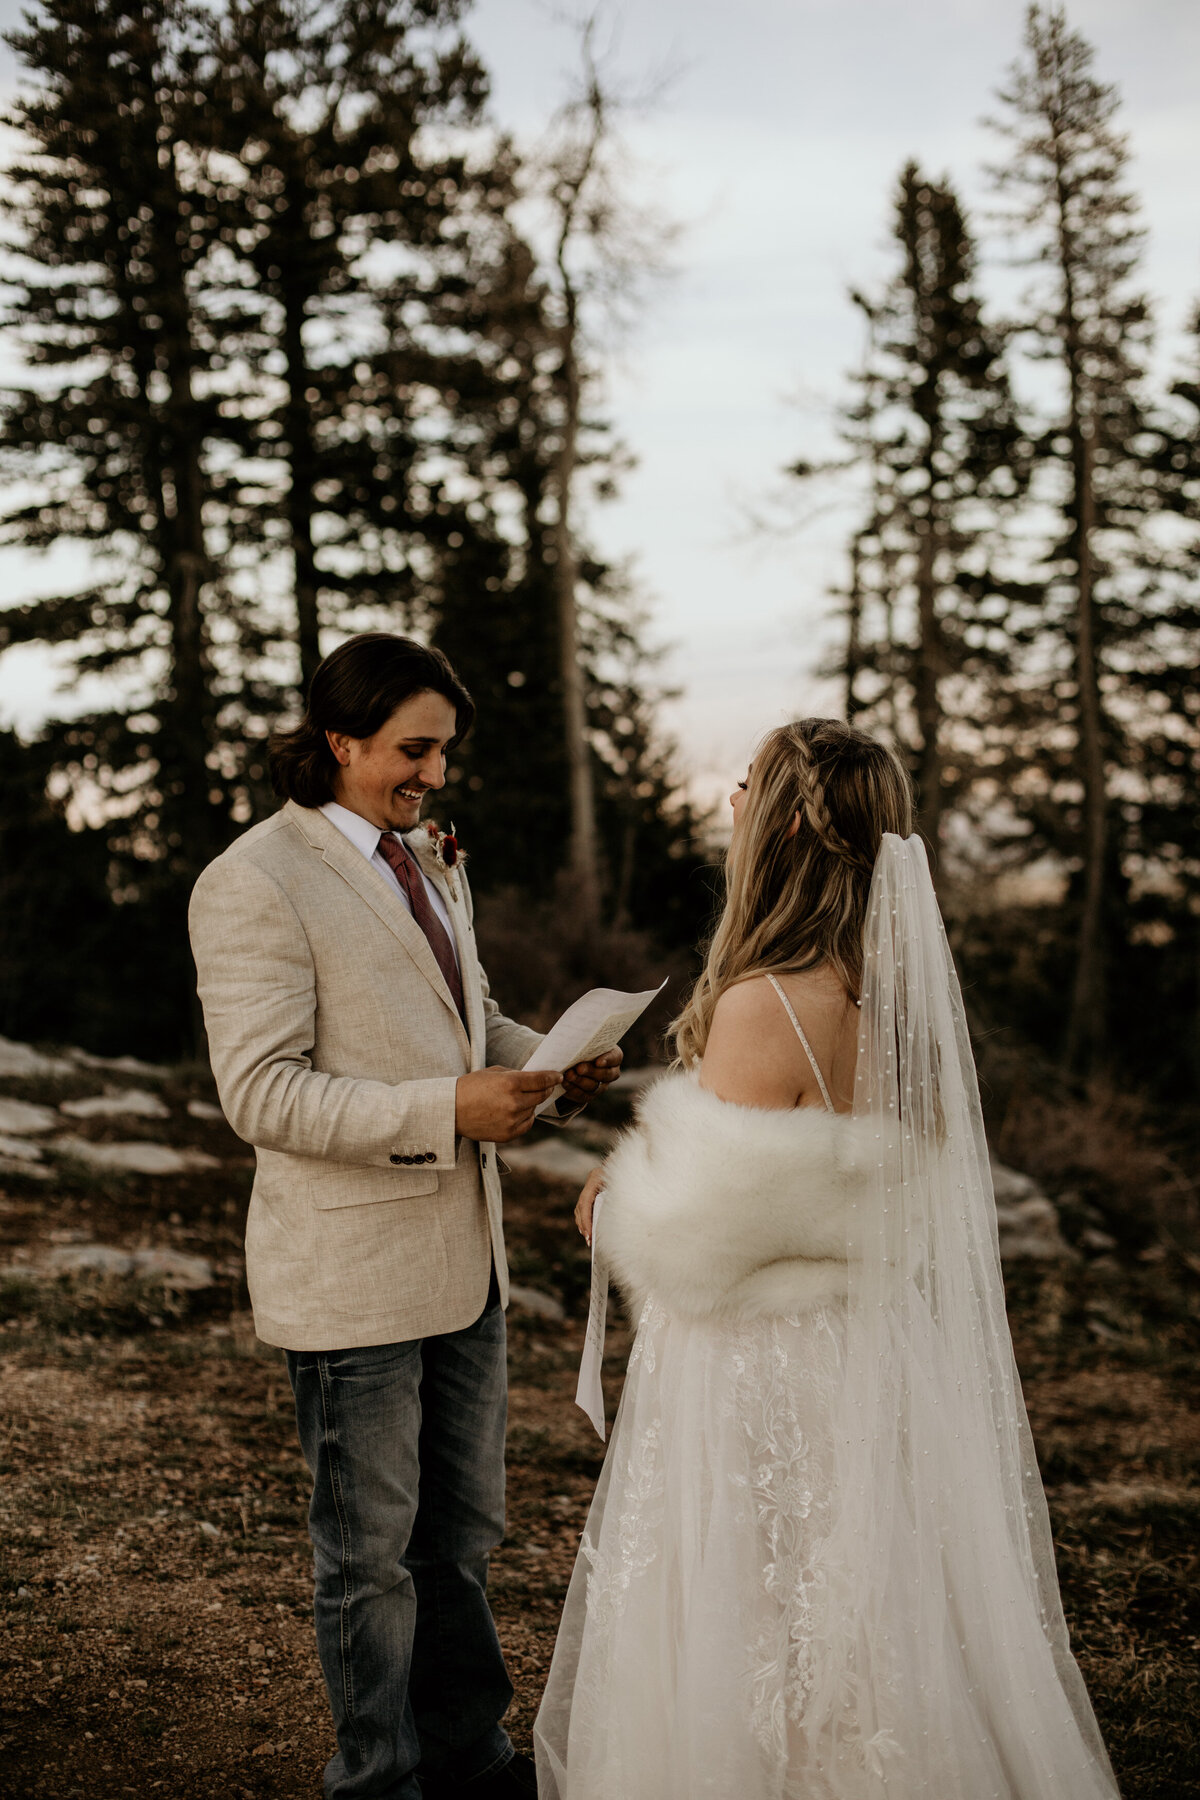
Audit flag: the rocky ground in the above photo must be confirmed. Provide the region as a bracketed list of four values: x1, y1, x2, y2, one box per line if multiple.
[0, 1036, 1197, 1799]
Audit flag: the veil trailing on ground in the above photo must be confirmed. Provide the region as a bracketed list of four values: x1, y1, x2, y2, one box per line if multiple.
[802, 833, 1119, 1796]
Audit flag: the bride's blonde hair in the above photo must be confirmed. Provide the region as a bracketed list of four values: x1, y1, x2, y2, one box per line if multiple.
[670, 718, 914, 1068]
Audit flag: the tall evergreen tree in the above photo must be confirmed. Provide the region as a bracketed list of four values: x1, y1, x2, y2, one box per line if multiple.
[799, 162, 1025, 846]
[202, 0, 502, 692]
[988, 2, 1160, 1071]
[0, 0, 256, 888]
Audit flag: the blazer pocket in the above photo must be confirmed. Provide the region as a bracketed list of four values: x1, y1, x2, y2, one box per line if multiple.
[313, 1167, 439, 1210]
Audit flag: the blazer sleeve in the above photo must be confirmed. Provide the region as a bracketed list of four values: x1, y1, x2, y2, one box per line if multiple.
[189, 856, 459, 1170]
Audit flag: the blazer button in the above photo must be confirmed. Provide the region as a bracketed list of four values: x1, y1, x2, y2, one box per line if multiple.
[481, 1152, 489, 1169]
[389, 1153, 402, 1165]
[424, 1151, 436, 1163]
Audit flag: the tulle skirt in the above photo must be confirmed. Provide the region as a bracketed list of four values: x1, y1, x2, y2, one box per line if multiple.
[533, 1297, 1118, 1800]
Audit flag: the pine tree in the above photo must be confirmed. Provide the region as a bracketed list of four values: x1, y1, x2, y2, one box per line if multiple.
[802, 162, 1025, 846]
[988, 2, 1160, 1071]
[201, 0, 500, 693]
[0, 0, 253, 886]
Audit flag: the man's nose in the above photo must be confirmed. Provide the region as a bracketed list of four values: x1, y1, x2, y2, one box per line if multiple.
[420, 752, 446, 790]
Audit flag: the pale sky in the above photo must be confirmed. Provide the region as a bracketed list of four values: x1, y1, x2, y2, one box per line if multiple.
[0, 0, 1197, 809]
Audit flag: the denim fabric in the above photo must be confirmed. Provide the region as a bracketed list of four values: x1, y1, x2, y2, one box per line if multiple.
[286, 1284, 513, 1800]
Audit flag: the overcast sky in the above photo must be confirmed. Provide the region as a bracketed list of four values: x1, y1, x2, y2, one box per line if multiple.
[0, 0, 1196, 806]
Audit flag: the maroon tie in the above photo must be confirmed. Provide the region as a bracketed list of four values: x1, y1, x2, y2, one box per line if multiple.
[377, 834, 467, 1026]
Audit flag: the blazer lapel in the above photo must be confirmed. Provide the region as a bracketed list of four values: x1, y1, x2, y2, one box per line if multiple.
[402, 830, 486, 1062]
[285, 803, 470, 1045]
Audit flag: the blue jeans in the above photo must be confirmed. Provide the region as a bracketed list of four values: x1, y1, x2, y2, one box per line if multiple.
[285, 1283, 514, 1799]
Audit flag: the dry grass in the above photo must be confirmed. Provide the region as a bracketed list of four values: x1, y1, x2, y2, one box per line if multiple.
[0, 1075, 1197, 1798]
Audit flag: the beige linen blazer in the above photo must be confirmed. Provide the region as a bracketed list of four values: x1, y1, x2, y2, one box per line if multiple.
[189, 800, 543, 1350]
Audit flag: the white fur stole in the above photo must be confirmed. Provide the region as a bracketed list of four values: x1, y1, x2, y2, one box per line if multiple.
[599, 1072, 873, 1323]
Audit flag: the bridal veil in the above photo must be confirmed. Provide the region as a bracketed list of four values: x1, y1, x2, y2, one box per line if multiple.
[802, 831, 1118, 1794]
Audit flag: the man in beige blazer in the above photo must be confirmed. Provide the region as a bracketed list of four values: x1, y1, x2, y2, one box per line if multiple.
[189, 633, 619, 1800]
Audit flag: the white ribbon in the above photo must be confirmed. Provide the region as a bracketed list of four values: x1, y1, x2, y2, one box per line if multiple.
[574, 1191, 608, 1440]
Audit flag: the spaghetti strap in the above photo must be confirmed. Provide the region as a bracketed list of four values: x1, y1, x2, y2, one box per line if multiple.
[765, 974, 836, 1113]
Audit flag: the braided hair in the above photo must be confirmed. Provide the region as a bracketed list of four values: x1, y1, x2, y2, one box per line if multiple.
[791, 736, 877, 877]
[670, 718, 913, 1069]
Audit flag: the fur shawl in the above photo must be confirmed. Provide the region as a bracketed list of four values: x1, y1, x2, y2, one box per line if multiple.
[599, 1072, 874, 1323]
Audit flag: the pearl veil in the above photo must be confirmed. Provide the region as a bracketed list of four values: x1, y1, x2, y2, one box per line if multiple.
[800, 831, 1119, 1794]
[532, 831, 1120, 1799]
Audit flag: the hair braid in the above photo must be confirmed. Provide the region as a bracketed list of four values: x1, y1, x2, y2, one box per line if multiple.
[793, 741, 875, 874]
[669, 716, 913, 1069]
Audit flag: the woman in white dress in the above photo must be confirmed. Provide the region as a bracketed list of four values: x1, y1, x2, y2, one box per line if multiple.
[534, 719, 1120, 1800]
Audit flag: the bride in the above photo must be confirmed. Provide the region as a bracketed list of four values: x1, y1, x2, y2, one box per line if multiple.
[534, 719, 1120, 1800]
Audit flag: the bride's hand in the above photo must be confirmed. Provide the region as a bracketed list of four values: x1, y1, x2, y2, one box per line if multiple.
[574, 1166, 606, 1248]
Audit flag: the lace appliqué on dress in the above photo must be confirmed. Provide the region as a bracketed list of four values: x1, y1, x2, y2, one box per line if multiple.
[581, 1302, 667, 1627]
[724, 1310, 843, 1763]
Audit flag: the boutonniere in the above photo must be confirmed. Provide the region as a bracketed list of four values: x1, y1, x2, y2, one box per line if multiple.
[424, 820, 463, 900]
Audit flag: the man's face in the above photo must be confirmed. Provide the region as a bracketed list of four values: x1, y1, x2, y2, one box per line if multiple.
[327, 690, 458, 833]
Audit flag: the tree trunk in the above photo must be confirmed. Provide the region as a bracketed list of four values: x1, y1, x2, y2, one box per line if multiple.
[1065, 417, 1107, 1072]
[844, 532, 865, 719]
[282, 280, 322, 695]
[912, 507, 943, 848]
[153, 145, 217, 880]
[554, 300, 600, 923]
[1052, 155, 1108, 1072]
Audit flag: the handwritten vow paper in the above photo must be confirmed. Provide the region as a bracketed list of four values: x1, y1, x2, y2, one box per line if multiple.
[522, 981, 666, 1117]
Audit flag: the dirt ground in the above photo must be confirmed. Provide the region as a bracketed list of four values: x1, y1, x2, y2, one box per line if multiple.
[1, 1067, 1197, 1799]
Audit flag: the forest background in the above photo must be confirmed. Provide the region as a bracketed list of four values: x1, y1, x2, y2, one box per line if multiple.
[0, 0, 1196, 1119]
[0, 6, 1197, 1795]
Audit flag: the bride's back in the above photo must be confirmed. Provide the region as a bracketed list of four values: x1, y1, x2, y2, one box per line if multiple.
[698, 965, 860, 1114]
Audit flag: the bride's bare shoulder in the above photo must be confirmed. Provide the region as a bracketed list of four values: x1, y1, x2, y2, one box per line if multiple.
[697, 976, 806, 1109]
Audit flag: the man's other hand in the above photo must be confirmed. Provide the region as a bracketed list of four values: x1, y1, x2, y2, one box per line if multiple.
[560, 1047, 624, 1110]
[455, 1067, 562, 1143]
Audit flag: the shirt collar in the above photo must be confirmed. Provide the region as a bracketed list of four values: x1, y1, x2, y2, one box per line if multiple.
[319, 800, 385, 864]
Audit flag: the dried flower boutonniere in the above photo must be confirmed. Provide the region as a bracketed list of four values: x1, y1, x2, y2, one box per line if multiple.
[424, 820, 462, 900]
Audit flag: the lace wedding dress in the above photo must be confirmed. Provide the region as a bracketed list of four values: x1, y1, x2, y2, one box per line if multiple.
[534, 838, 1120, 1800]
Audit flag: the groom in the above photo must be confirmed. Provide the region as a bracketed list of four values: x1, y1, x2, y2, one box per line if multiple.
[189, 633, 620, 1800]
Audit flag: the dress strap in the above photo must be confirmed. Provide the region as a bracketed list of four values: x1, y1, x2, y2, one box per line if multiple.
[765, 974, 836, 1113]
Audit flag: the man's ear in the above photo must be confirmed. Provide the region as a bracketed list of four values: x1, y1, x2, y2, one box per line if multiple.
[326, 730, 353, 768]
[786, 810, 801, 839]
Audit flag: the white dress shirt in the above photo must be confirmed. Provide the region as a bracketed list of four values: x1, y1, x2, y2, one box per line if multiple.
[319, 801, 461, 972]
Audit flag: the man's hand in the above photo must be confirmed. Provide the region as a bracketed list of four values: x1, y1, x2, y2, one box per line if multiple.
[455, 1067, 562, 1144]
[560, 1047, 624, 1110]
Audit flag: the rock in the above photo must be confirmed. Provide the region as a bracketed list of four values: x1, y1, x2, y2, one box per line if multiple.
[67, 1048, 167, 1080]
[0, 1098, 59, 1136]
[198, 1520, 223, 1540]
[130, 1247, 215, 1289]
[187, 1098, 224, 1122]
[48, 1136, 220, 1176]
[990, 1158, 1076, 1261]
[60, 1089, 170, 1121]
[45, 1244, 136, 1277]
[560, 1118, 618, 1154]
[0, 1133, 45, 1163]
[1080, 1226, 1118, 1254]
[39, 1243, 215, 1288]
[0, 1157, 52, 1181]
[508, 1283, 566, 1322]
[501, 1138, 598, 1186]
[989, 1160, 1041, 1207]
[610, 1066, 661, 1098]
[0, 1035, 75, 1079]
